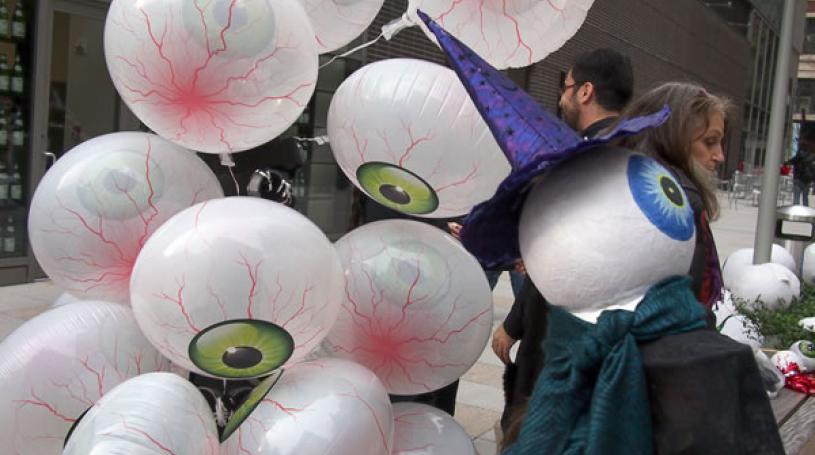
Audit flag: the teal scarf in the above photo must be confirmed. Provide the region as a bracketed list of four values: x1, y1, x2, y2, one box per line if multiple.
[503, 276, 707, 455]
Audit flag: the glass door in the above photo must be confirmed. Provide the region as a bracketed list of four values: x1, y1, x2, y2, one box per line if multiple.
[0, 0, 35, 283]
[16, 0, 137, 283]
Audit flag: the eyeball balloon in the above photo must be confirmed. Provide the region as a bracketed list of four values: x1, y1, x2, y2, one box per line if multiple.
[391, 402, 476, 454]
[790, 340, 815, 372]
[130, 197, 344, 379]
[326, 220, 493, 394]
[28, 132, 223, 303]
[0, 301, 169, 455]
[327, 58, 509, 218]
[104, 0, 318, 153]
[409, 0, 594, 69]
[728, 263, 799, 310]
[723, 245, 797, 288]
[520, 149, 695, 320]
[772, 350, 805, 372]
[298, 0, 385, 53]
[221, 358, 394, 455]
[63, 372, 219, 455]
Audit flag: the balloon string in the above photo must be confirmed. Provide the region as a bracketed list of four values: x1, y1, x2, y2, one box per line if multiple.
[319, 32, 385, 69]
[318, 13, 415, 68]
[293, 135, 330, 146]
[220, 153, 241, 196]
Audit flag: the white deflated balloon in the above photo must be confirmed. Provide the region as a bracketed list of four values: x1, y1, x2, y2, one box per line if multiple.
[728, 263, 800, 310]
[722, 245, 797, 288]
[63, 372, 219, 455]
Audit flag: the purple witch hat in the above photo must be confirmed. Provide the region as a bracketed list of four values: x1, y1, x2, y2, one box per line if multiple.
[416, 11, 670, 269]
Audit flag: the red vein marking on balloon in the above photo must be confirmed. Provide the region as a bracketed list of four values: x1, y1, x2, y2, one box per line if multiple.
[133, 352, 144, 375]
[388, 258, 425, 335]
[50, 381, 94, 407]
[115, 420, 178, 455]
[268, 273, 285, 320]
[360, 267, 386, 331]
[80, 358, 107, 397]
[392, 359, 435, 391]
[315, 33, 327, 50]
[351, 127, 369, 163]
[55, 254, 109, 269]
[155, 277, 201, 332]
[394, 445, 435, 454]
[57, 198, 129, 262]
[260, 398, 304, 418]
[210, 81, 314, 109]
[397, 124, 432, 168]
[435, 0, 466, 26]
[114, 56, 174, 94]
[236, 429, 252, 455]
[344, 278, 376, 333]
[434, 163, 480, 193]
[338, 386, 390, 452]
[193, 1, 214, 56]
[479, 0, 489, 49]
[15, 391, 77, 423]
[376, 129, 398, 164]
[393, 410, 425, 423]
[546, 0, 566, 14]
[281, 285, 315, 329]
[207, 285, 229, 320]
[140, 9, 182, 91]
[237, 254, 262, 319]
[206, 44, 295, 99]
[501, 0, 534, 64]
[194, 201, 208, 231]
[190, 0, 237, 89]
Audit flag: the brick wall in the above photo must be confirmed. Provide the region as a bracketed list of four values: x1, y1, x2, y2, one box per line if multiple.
[358, 0, 752, 174]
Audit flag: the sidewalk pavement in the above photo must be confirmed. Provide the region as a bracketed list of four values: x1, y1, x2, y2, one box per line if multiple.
[0, 192, 763, 455]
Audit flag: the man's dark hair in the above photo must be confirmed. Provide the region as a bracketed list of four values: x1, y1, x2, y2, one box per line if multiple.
[570, 48, 634, 112]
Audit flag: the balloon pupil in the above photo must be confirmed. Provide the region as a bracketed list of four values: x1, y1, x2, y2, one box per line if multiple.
[222, 346, 263, 369]
[380, 184, 412, 205]
[660, 177, 683, 206]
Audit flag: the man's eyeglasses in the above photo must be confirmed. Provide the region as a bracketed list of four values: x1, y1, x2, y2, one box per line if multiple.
[561, 82, 581, 95]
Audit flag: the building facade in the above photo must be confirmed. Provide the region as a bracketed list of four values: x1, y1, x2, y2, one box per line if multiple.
[0, 0, 774, 285]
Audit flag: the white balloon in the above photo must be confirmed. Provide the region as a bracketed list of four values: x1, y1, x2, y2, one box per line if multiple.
[800, 317, 815, 332]
[0, 301, 169, 455]
[63, 372, 219, 455]
[298, 0, 385, 53]
[28, 132, 223, 303]
[327, 220, 493, 395]
[52, 292, 82, 308]
[391, 402, 476, 454]
[713, 292, 763, 349]
[801, 243, 815, 284]
[723, 245, 797, 288]
[104, 0, 318, 154]
[728, 263, 800, 310]
[221, 358, 394, 455]
[131, 197, 344, 379]
[327, 58, 510, 218]
[410, 0, 595, 69]
[520, 149, 695, 320]
[790, 341, 815, 372]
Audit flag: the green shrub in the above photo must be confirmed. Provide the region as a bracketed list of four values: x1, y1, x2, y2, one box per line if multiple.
[734, 282, 815, 349]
